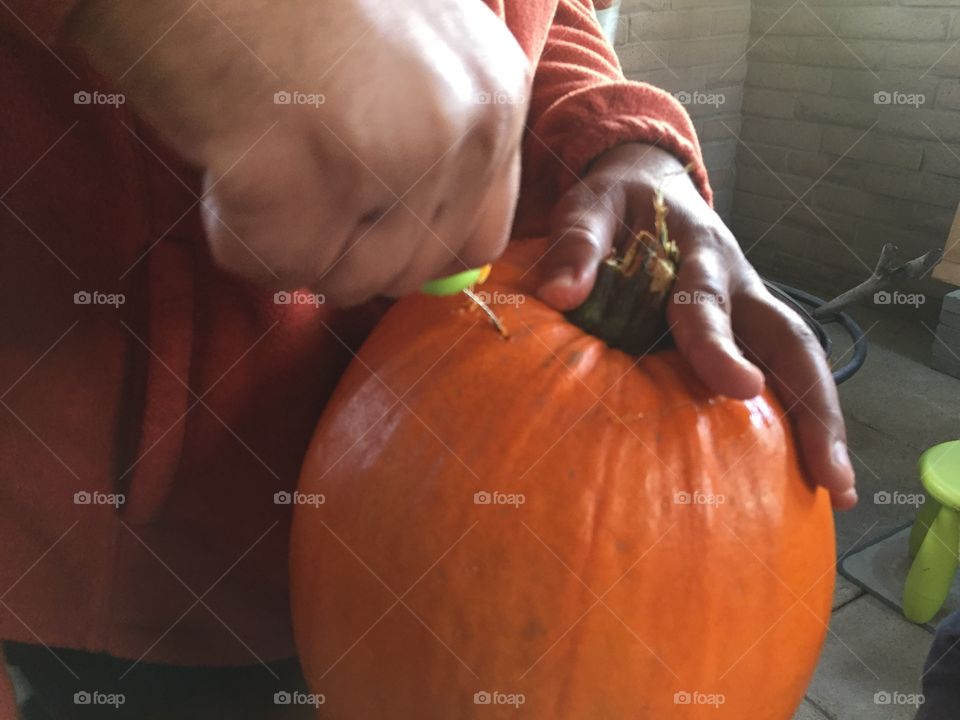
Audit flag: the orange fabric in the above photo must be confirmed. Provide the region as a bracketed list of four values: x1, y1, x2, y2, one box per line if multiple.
[514, 0, 711, 235]
[0, 0, 707, 665]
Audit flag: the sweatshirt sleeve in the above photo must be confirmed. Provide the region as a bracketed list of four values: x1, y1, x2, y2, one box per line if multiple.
[514, 0, 712, 235]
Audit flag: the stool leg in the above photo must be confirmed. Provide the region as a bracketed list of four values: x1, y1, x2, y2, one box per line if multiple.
[904, 506, 960, 624]
[910, 494, 942, 560]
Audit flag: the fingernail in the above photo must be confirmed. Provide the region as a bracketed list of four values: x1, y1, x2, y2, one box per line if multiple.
[537, 268, 577, 303]
[541, 265, 576, 287]
[832, 439, 855, 481]
[836, 487, 859, 508]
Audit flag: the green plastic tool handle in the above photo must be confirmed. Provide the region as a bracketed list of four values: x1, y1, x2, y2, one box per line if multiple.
[420, 268, 485, 297]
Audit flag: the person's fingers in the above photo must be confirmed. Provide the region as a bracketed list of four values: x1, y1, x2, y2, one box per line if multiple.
[446, 147, 520, 272]
[536, 179, 625, 310]
[201, 135, 347, 288]
[737, 295, 857, 510]
[381, 149, 521, 299]
[668, 249, 764, 400]
[319, 150, 478, 305]
[318, 204, 434, 306]
[382, 136, 522, 298]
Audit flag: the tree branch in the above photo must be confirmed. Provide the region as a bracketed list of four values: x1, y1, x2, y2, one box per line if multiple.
[813, 244, 944, 319]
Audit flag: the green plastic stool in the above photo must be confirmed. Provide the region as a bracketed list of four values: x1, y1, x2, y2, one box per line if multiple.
[903, 440, 960, 624]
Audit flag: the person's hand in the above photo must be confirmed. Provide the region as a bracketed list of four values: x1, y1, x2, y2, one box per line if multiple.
[537, 142, 857, 510]
[69, 0, 530, 305]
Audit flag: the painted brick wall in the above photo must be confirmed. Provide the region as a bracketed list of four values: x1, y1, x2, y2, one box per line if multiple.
[613, 1, 959, 303]
[614, 0, 752, 223]
[731, 0, 960, 300]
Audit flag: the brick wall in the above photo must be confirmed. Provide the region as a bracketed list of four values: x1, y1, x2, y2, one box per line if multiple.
[614, 0, 751, 223]
[614, 1, 960, 303]
[731, 0, 960, 300]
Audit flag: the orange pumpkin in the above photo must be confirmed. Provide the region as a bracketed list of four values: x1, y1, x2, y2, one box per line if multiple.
[290, 238, 834, 719]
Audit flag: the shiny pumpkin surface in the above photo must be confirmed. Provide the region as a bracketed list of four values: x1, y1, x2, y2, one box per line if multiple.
[290, 239, 835, 720]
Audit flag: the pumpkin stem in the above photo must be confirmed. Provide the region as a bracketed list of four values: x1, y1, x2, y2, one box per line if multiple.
[565, 168, 690, 355]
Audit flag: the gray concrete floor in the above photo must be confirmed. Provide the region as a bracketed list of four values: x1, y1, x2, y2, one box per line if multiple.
[790, 300, 960, 720]
[831, 303, 960, 554]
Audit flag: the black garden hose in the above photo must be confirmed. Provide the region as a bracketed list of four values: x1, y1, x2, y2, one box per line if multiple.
[762, 280, 868, 385]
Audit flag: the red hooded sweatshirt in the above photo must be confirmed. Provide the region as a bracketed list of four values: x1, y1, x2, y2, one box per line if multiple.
[0, 0, 710, 670]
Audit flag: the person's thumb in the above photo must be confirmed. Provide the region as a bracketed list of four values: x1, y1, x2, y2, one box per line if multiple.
[537, 181, 623, 310]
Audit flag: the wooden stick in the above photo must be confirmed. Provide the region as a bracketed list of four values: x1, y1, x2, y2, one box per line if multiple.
[813, 244, 944, 319]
